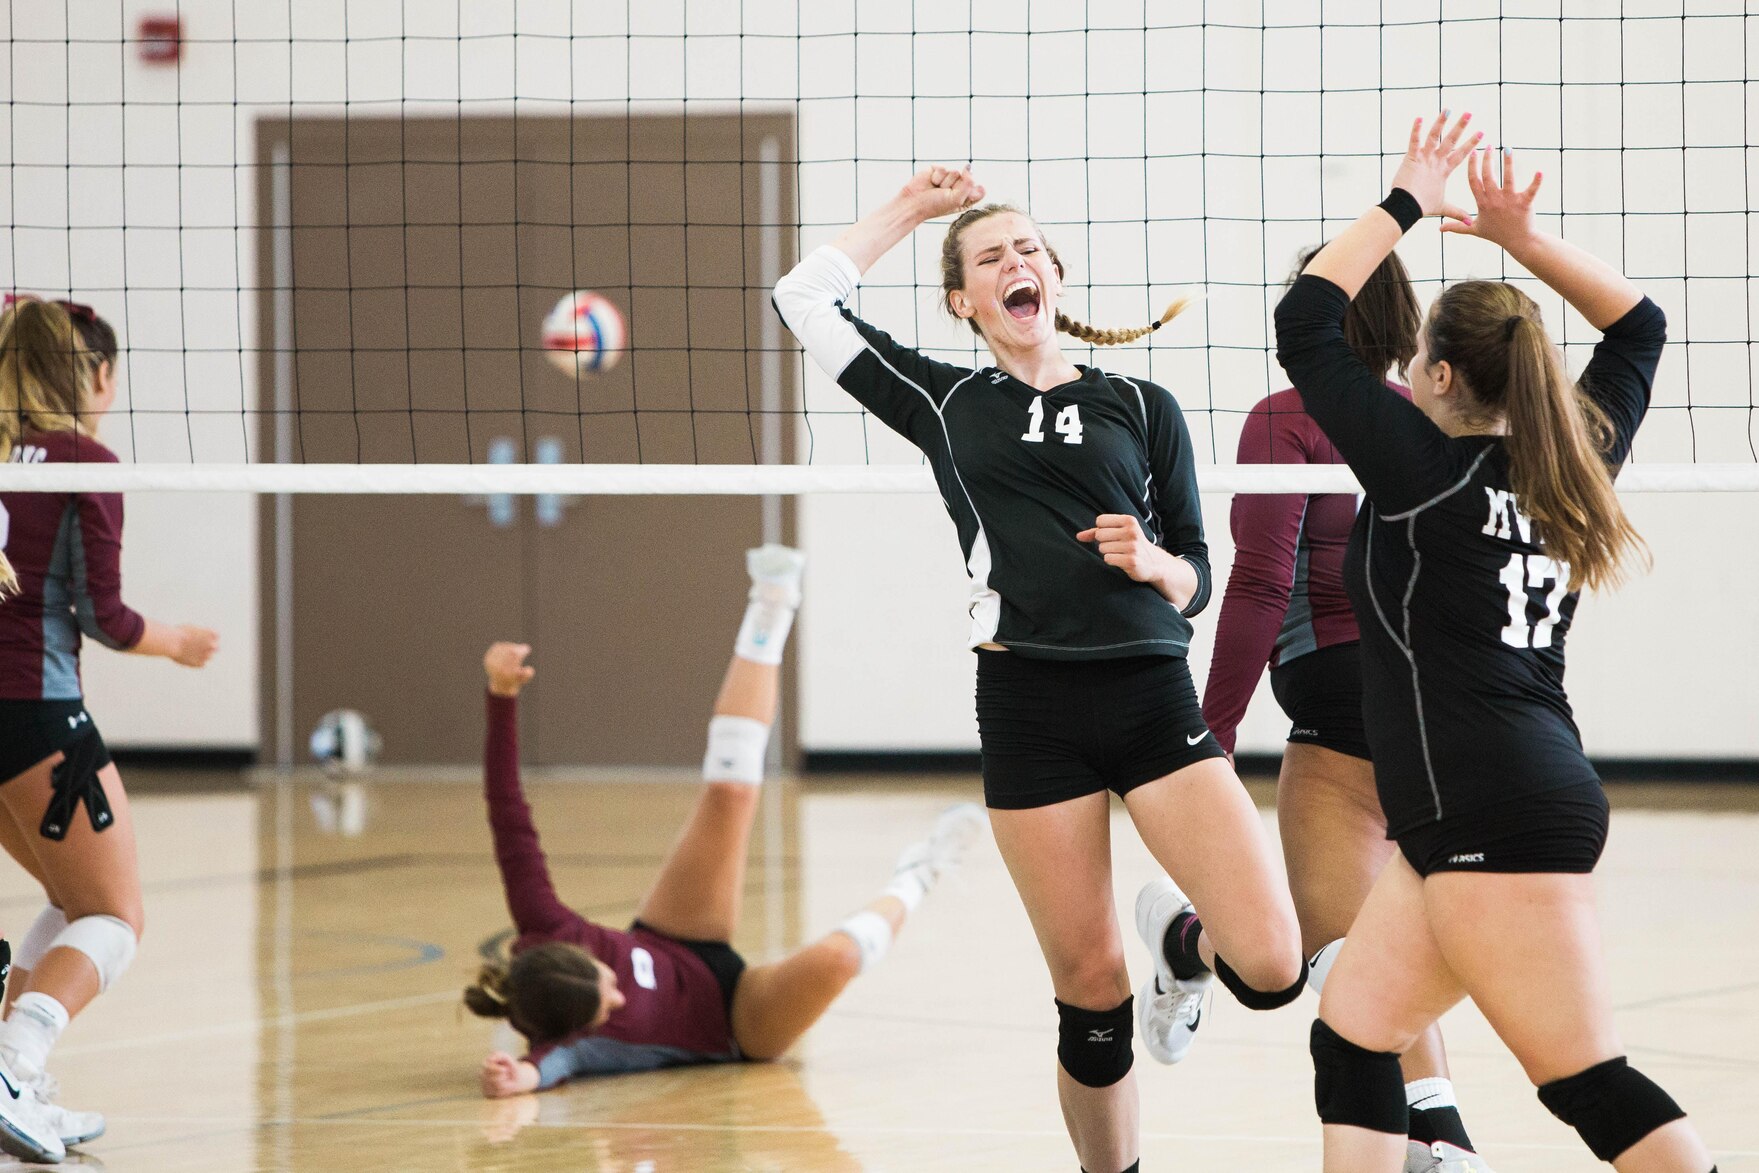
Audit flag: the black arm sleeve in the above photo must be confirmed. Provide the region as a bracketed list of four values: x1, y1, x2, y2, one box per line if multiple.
[1575, 296, 1666, 467]
[1141, 380, 1212, 617]
[1275, 274, 1467, 514]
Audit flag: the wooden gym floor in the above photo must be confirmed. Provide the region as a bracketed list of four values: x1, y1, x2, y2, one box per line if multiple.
[5, 771, 1756, 1171]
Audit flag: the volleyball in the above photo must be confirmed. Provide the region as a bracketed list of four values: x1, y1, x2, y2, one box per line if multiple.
[542, 290, 626, 376]
[310, 708, 381, 776]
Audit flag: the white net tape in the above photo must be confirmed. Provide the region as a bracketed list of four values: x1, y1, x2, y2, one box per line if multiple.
[0, 463, 1752, 495]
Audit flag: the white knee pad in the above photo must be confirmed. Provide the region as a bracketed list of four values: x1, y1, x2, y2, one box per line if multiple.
[1307, 938, 1344, 998]
[51, 914, 137, 993]
[14, 905, 69, 971]
[702, 715, 770, 785]
[834, 910, 894, 973]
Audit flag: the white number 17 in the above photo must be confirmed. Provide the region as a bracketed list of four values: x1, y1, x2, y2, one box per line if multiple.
[1497, 553, 1569, 648]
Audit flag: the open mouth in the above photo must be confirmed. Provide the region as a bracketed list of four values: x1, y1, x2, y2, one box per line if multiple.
[1003, 279, 1041, 321]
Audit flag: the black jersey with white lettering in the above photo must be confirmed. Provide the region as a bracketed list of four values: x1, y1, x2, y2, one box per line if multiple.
[774, 246, 1210, 660]
[1275, 273, 1664, 835]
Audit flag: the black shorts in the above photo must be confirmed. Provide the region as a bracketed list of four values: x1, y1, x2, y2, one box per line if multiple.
[0, 699, 116, 842]
[976, 650, 1227, 810]
[1397, 784, 1610, 877]
[1269, 643, 1370, 762]
[629, 919, 747, 1016]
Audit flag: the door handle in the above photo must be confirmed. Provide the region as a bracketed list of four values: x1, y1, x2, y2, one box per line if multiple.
[535, 436, 574, 528]
[464, 436, 518, 528]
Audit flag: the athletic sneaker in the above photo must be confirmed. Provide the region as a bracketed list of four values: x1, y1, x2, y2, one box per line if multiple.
[1133, 876, 1212, 1065]
[894, 802, 987, 890]
[0, 1053, 64, 1164]
[746, 544, 807, 609]
[1406, 1140, 1496, 1173]
[24, 1071, 103, 1147]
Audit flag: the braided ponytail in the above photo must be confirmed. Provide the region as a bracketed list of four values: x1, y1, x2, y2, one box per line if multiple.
[1055, 296, 1195, 347]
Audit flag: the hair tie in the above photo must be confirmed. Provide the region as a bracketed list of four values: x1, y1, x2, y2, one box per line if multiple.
[1504, 315, 1524, 341]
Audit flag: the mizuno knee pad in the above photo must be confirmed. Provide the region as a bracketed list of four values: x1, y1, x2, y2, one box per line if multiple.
[1056, 996, 1135, 1088]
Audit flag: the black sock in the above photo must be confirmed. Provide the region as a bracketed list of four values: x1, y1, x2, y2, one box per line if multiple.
[1161, 911, 1208, 981]
[1406, 1104, 1475, 1152]
[1079, 1165, 1138, 1173]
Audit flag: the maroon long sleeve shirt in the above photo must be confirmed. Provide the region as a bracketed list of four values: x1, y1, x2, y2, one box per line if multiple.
[1, 431, 145, 699]
[482, 693, 738, 1086]
[1199, 386, 1407, 753]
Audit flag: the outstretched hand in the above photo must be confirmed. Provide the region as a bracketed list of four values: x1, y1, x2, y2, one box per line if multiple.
[480, 1051, 540, 1099]
[899, 165, 985, 221]
[1388, 111, 1481, 221]
[1441, 147, 1542, 249]
[484, 642, 536, 698]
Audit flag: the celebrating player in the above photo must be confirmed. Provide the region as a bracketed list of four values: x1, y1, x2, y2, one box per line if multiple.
[0, 296, 219, 1162]
[1203, 250, 1491, 1173]
[466, 546, 983, 1096]
[774, 169, 1305, 1173]
[1275, 113, 1717, 1172]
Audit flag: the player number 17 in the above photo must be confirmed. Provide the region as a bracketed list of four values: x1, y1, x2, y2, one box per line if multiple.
[1021, 398, 1083, 445]
[1497, 553, 1569, 649]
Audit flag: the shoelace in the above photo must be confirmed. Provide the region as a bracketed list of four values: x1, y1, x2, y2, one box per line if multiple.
[1148, 984, 1201, 1031]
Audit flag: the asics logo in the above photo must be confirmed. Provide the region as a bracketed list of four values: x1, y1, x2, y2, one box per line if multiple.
[1087, 1028, 1115, 1043]
[1185, 731, 1206, 745]
[1447, 852, 1485, 864]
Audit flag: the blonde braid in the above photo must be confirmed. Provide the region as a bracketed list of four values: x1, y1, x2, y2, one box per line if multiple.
[1055, 296, 1197, 347]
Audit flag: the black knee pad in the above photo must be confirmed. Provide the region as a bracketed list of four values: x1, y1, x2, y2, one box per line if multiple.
[1056, 996, 1135, 1089]
[1310, 1019, 1407, 1134]
[1216, 954, 1307, 1010]
[1537, 1056, 1686, 1162]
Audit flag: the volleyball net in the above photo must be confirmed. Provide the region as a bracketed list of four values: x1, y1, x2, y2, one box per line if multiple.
[3, 2, 1757, 494]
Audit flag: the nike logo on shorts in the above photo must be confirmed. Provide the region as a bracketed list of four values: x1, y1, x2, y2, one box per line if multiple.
[1185, 731, 1206, 745]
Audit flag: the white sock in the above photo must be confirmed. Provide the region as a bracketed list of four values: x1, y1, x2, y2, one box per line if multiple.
[0, 992, 70, 1080]
[835, 910, 895, 973]
[1406, 1076, 1458, 1110]
[884, 839, 936, 912]
[734, 591, 797, 666]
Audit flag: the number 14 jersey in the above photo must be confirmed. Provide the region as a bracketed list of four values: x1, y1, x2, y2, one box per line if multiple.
[1275, 274, 1666, 835]
[775, 245, 1211, 661]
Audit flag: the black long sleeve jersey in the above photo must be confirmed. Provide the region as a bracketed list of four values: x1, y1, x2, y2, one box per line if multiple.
[774, 245, 1211, 660]
[1275, 273, 1664, 835]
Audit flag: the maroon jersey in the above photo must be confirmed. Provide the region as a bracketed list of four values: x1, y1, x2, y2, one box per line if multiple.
[1201, 386, 1407, 754]
[483, 693, 738, 1086]
[0, 432, 144, 699]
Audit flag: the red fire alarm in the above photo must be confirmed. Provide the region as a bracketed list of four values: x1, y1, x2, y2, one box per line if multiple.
[137, 15, 182, 64]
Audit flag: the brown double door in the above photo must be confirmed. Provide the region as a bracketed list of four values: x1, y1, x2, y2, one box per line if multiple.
[256, 113, 796, 767]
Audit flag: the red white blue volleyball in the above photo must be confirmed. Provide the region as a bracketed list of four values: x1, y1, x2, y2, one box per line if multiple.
[542, 291, 626, 376]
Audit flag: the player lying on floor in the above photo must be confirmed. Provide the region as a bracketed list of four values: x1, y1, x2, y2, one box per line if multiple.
[464, 545, 983, 1095]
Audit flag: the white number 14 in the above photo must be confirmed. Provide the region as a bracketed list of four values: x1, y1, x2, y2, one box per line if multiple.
[1021, 399, 1083, 445]
[1497, 553, 1569, 649]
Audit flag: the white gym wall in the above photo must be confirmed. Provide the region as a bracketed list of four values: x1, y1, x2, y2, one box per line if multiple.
[4, 1, 1754, 759]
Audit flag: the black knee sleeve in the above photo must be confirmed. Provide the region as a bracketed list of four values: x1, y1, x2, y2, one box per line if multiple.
[1216, 954, 1307, 1010]
[1056, 996, 1135, 1089]
[1537, 1056, 1686, 1163]
[1310, 1019, 1407, 1134]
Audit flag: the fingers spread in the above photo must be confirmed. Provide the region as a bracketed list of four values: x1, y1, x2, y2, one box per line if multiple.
[1522, 169, 1544, 199]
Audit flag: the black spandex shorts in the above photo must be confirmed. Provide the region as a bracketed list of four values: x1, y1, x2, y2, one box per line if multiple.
[1268, 643, 1370, 762]
[0, 698, 116, 841]
[1396, 784, 1610, 878]
[976, 650, 1227, 810]
[630, 919, 747, 1015]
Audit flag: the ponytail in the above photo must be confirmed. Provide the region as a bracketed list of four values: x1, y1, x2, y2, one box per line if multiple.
[462, 960, 514, 1020]
[1055, 297, 1195, 347]
[1426, 282, 1647, 592]
[1500, 315, 1645, 590]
